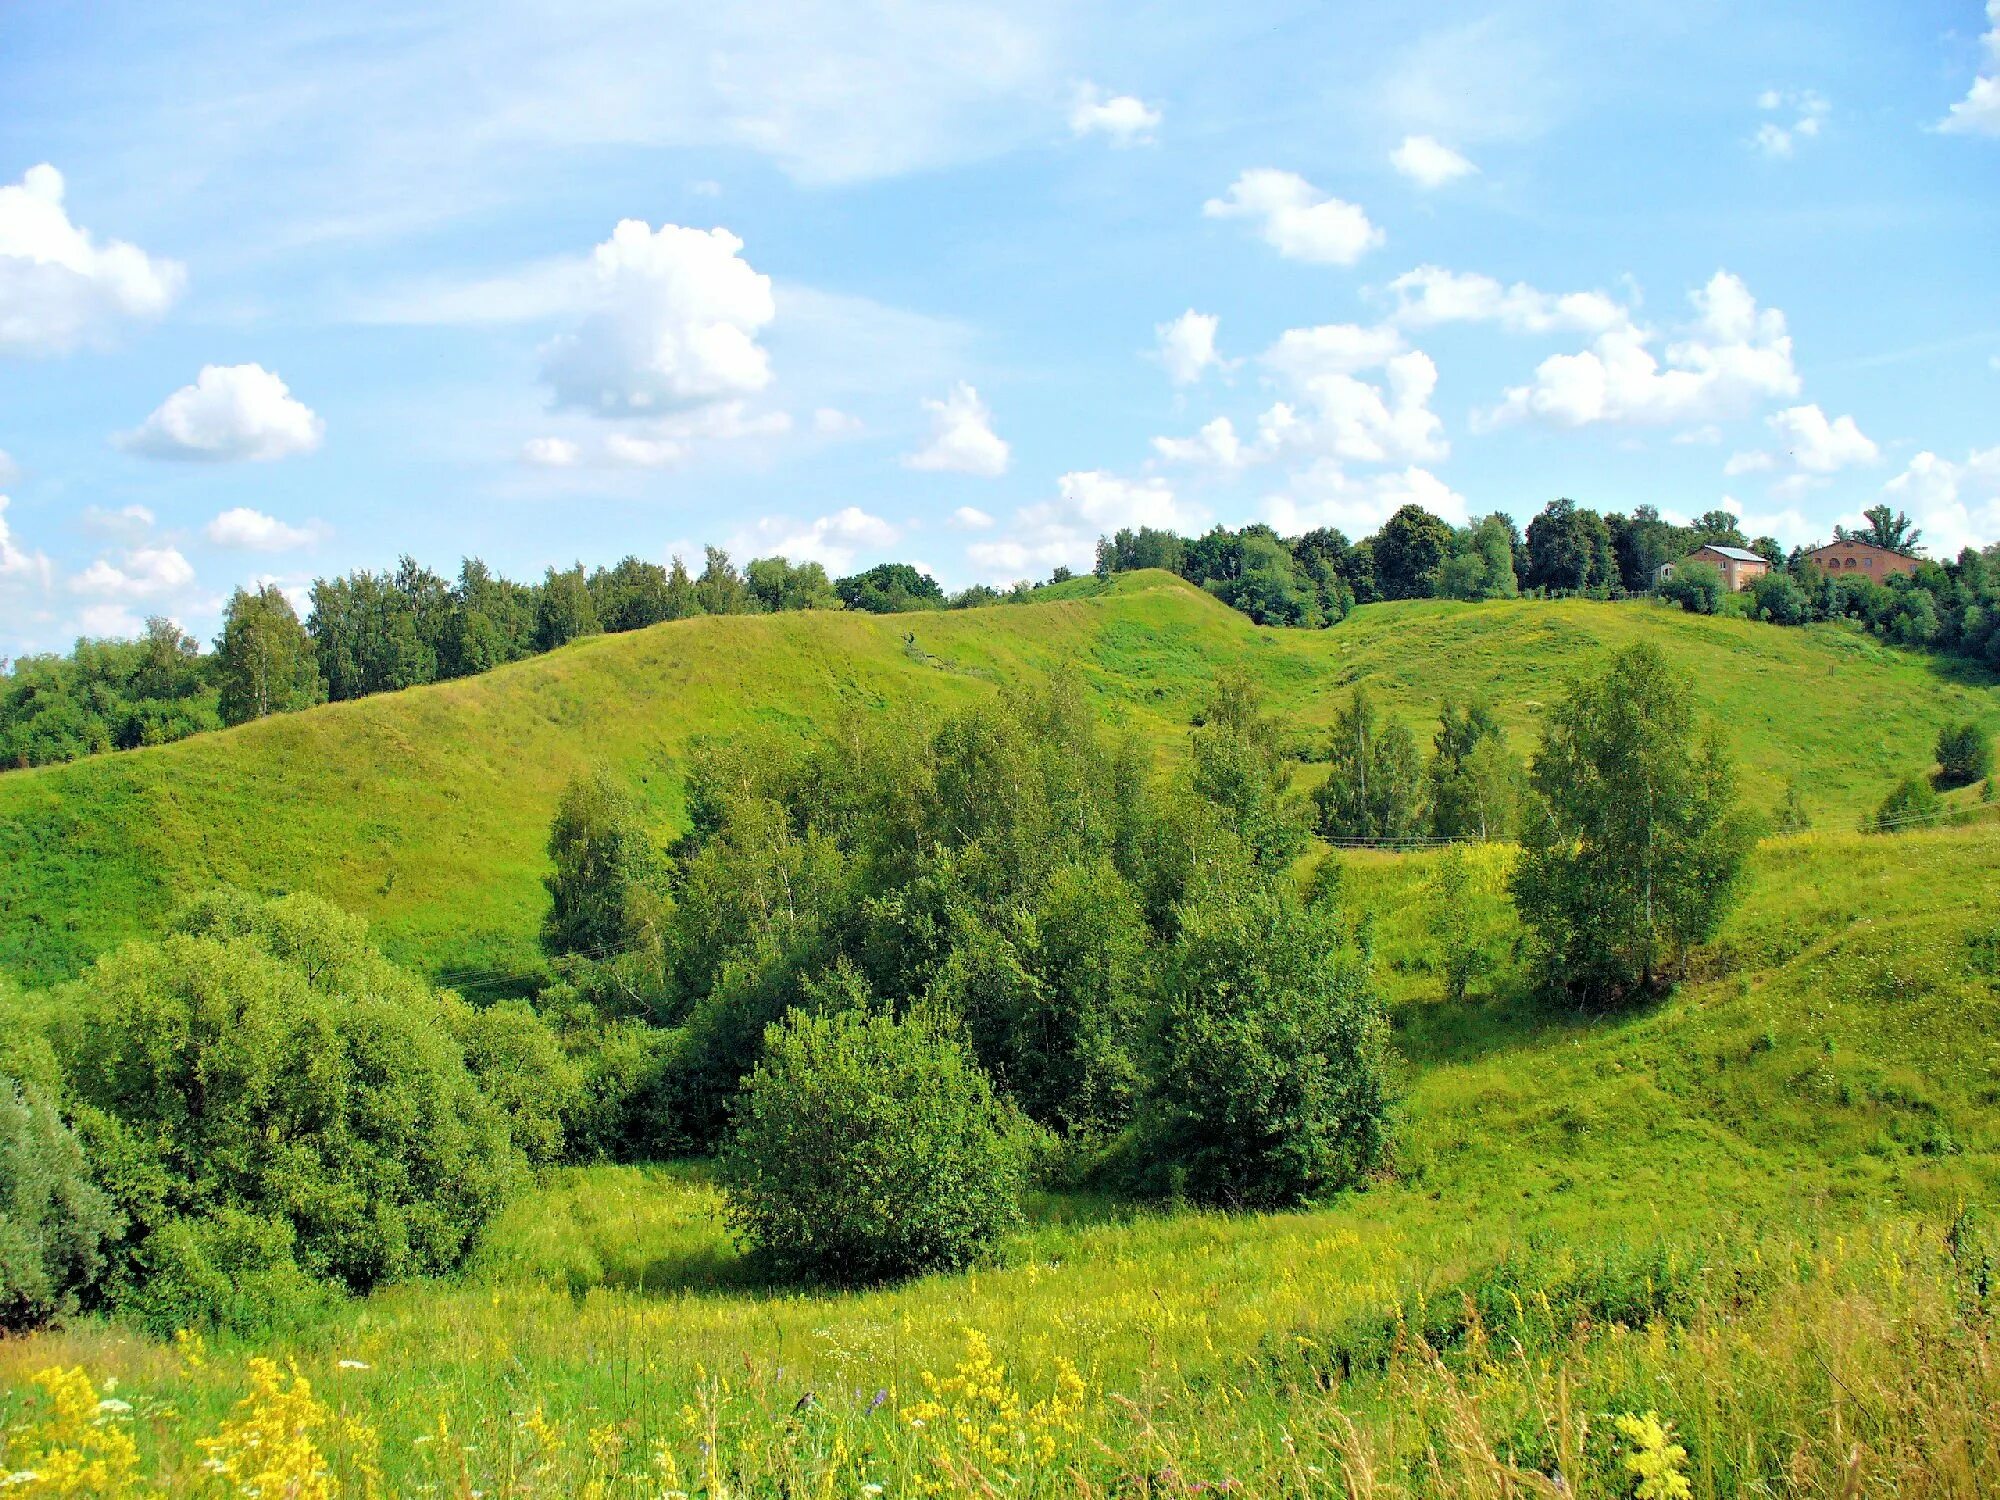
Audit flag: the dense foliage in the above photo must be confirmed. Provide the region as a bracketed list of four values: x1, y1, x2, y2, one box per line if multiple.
[0, 1079, 122, 1331]
[719, 1002, 1024, 1281]
[1512, 644, 1751, 1003]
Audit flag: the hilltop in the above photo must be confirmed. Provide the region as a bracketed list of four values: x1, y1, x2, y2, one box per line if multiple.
[1, 570, 1991, 985]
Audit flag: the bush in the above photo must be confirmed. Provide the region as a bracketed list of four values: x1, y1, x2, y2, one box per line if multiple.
[1874, 774, 1942, 834]
[51, 891, 526, 1332]
[1660, 561, 1723, 615]
[0, 1079, 123, 1330]
[719, 1003, 1023, 1283]
[1935, 722, 1994, 790]
[1751, 571, 1809, 626]
[1137, 882, 1390, 1209]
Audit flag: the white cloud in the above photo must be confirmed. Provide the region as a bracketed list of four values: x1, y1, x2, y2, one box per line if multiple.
[1257, 348, 1447, 466]
[522, 436, 582, 467]
[1720, 494, 1817, 548]
[1155, 310, 1224, 386]
[118, 364, 325, 462]
[1723, 450, 1776, 476]
[1069, 83, 1161, 146]
[1766, 404, 1878, 472]
[1264, 463, 1468, 537]
[1386, 265, 1625, 335]
[1881, 446, 2000, 555]
[1203, 169, 1383, 266]
[604, 433, 685, 467]
[735, 505, 899, 571]
[0, 448, 15, 487]
[813, 407, 864, 435]
[74, 603, 147, 639]
[1940, 0, 2000, 135]
[72, 545, 196, 599]
[539, 220, 775, 417]
[205, 507, 326, 551]
[948, 505, 994, 530]
[1153, 416, 1247, 469]
[0, 164, 186, 356]
[1390, 134, 1477, 188]
[904, 382, 1009, 475]
[969, 470, 1201, 580]
[1753, 89, 1830, 158]
[0, 496, 53, 591]
[1481, 271, 1799, 429]
[1262, 322, 1407, 382]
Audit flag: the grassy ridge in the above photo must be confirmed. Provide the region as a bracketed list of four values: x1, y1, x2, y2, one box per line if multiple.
[5, 823, 1996, 1493]
[2, 572, 1993, 986]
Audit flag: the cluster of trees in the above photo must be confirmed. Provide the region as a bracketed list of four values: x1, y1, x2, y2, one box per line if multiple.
[0, 890, 571, 1333]
[1092, 501, 1792, 628]
[0, 549, 1073, 771]
[1311, 693, 1524, 845]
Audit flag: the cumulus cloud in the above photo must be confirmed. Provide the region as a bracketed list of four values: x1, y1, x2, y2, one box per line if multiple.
[1203, 170, 1383, 266]
[1069, 83, 1161, 145]
[813, 407, 864, 435]
[904, 383, 1009, 475]
[522, 436, 582, 467]
[969, 471, 1200, 579]
[948, 505, 995, 530]
[1264, 463, 1468, 537]
[118, 364, 325, 462]
[1390, 135, 1477, 187]
[1153, 416, 1248, 469]
[1765, 404, 1879, 472]
[1255, 351, 1447, 466]
[0, 496, 53, 590]
[1880, 446, 2000, 555]
[1386, 266, 1625, 335]
[539, 220, 775, 417]
[1754, 89, 1830, 158]
[1262, 322, 1407, 382]
[1481, 272, 1799, 429]
[80, 503, 156, 541]
[205, 507, 326, 551]
[735, 506, 899, 571]
[0, 164, 185, 356]
[72, 545, 196, 599]
[1940, 1, 2000, 135]
[1155, 310, 1225, 385]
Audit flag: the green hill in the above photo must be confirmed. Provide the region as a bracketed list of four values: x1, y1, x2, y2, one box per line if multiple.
[1, 571, 1992, 986]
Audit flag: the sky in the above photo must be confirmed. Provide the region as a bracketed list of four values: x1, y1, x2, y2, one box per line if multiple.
[2, 0, 1998, 656]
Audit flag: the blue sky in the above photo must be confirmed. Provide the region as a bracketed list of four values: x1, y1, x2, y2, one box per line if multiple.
[2, 0, 1997, 655]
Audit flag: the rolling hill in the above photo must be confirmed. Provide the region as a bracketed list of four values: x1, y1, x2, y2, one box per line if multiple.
[1, 570, 1993, 987]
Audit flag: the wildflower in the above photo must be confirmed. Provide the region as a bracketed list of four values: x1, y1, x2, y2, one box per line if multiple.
[4, 1368, 144, 1498]
[92, 1400, 132, 1417]
[1614, 1411, 1692, 1500]
[336, 1361, 370, 1372]
[198, 1359, 339, 1500]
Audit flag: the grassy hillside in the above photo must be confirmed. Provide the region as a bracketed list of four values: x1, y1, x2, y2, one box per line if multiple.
[1, 572, 1992, 985]
[7, 822, 1996, 1494]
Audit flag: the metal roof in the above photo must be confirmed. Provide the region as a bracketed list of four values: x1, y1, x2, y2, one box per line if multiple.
[1698, 545, 1769, 563]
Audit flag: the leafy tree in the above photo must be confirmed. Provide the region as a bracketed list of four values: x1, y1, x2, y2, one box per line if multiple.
[1370, 504, 1454, 600]
[696, 547, 755, 615]
[1137, 881, 1390, 1208]
[1426, 699, 1519, 841]
[51, 891, 523, 1332]
[746, 556, 841, 612]
[1095, 526, 1186, 576]
[215, 585, 323, 725]
[1433, 515, 1521, 601]
[542, 770, 665, 959]
[1313, 688, 1424, 843]
[1, 1078, 124, 1330]
[1526, 498, 1614, 594]
[719, 1002, 1022, 1283]
[1935, 722, 1993, 790]
[1205, 531, 1321, 626]
[536, 563, 600, 650]
[1607, 506, 1694, 595]
[1422, 845, 1498, 1003]
[1873, 774, 1941, 833]
[590, 555, 675, 632]
[1749, 570, 1808, 626]
[1660, 560, 1724, 615]
[1838, 504, 1923, 555]
[664, 555, 702, 620]
[1188, 674, 1309, 869]
[1510, 644, 1750, 1003]
[1773, 780, 1811, 834]
[836, 561, 943, 613]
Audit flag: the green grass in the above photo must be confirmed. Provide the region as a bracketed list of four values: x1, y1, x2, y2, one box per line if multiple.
[6, 823, 1998, 1494]
[2, 574, 1992, 989]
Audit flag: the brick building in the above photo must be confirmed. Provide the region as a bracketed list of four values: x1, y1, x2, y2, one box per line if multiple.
[1805, 538, 1921, 581]
[1655, 543, 1772, 593]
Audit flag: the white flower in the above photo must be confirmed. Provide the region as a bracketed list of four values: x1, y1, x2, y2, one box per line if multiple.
[336, 1359, 370, 1371]
[95, 1398, 132, 1415]
[4, 1473, 45, 1489]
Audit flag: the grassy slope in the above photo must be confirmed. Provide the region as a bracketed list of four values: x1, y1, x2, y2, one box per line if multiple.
[1, 571, 1993, 988]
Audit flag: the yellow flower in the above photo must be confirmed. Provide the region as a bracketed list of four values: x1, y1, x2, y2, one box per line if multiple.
[198, 1358, 341, 1500]
[0, 1367, 143, 1499]
[1614, 1410, 1692, 1500]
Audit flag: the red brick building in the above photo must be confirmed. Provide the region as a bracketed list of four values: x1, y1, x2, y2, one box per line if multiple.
[1655, 544, 1771, 593]
[1805, 538, 1921, 581]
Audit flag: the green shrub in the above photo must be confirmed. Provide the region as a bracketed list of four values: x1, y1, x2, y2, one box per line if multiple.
[1935, 721, 1993, 790]
[719, 1003, 1023, 1283]
[447, 998, 581, 1166]
[1660, 561, 1723, 615]
[51, 891, 526, 1333]
[0, 1079, 123, 1330]
[1137, 882, 1391, 1209]
[1874, 774, 1942, 833]
[1751, 571, 1809, 626]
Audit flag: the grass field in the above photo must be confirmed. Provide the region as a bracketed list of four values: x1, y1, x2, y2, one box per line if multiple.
[2, 573, 1992, 988]
[5, 820, 1998, 1495]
